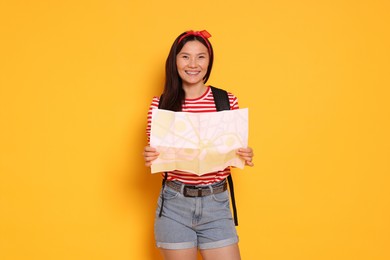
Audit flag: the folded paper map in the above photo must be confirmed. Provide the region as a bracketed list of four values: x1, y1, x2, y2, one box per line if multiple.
[150, 108, 248, 175]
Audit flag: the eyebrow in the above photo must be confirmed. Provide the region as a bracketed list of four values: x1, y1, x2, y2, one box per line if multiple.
[178, 52, 208, 55]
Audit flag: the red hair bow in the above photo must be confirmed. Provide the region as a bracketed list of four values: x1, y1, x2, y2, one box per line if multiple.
[178, 30, 212, 51]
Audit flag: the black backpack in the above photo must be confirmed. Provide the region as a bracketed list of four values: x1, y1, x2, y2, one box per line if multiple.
[158, 86, 239, 226]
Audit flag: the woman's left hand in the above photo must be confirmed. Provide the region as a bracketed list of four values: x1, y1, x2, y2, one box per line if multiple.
[236, 147, 254, 167]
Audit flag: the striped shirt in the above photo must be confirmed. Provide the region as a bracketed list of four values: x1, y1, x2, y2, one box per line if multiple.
[146, 86, 239, 185]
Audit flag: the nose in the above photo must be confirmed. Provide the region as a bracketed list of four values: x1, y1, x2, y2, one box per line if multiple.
[188, 57, 197, 67]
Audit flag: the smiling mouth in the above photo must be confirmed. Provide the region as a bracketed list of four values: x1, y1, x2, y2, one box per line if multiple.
[185, 71, 200, 75]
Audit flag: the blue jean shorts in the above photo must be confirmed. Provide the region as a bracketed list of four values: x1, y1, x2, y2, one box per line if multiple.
[154, 180, 239, 250]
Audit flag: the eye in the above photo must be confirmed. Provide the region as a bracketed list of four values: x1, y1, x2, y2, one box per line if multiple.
[181, 55, 189, 59]
[199, 55, 206, 59]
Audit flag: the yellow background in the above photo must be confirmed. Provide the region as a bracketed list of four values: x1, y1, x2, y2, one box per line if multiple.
[1, 0, 389, 259]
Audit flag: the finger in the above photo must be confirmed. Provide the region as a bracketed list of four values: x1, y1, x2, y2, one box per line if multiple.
[144, 155, 158, 162]
[238, 153, 254, 159]
[238, 153, 253, 161]
[236, 150, 254, 157]
[246, 161, 254, 167]
[238, 147, 252, 152]
[144, 151, 159, 157]
[144, 146, 157, 152]
[144, 156, 158, 166]
[143, 150, 160, 157]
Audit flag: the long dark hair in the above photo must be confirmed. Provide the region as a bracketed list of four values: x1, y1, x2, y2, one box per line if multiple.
[160, 32, 214, 111]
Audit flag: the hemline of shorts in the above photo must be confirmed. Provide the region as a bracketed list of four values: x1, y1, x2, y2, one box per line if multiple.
[156, 236, 239, 250]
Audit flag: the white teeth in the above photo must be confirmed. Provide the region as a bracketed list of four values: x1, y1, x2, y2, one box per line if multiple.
[186, 71, 199, 75]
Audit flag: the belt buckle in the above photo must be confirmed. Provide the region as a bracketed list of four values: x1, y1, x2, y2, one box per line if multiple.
[183, 186, 191, 197]
[183, 186, 203, 197]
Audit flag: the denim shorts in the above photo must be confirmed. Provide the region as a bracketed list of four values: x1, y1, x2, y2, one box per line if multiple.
[154, 180, 239, 250]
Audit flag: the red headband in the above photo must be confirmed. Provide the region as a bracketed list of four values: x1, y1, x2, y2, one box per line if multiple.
[178, 30, 212, 51]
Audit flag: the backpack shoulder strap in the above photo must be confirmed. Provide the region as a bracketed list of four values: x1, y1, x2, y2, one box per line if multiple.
[227, 174, 238, 226]
[210, 86, 230, 111]
[210, 86, 238, 226]
[157, 94, 168, 217]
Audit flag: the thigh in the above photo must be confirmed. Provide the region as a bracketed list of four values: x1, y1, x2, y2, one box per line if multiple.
[200, 243, 241, 260]
[155, 186, 197, 249]
[196, 190, 238, 249]
[160, 248, 198, 260]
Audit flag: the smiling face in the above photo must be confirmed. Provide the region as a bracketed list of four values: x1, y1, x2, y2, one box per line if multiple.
[176, 40, 210, 88]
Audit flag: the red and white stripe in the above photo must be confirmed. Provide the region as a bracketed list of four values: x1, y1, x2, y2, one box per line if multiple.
[146, 86, 239, 185]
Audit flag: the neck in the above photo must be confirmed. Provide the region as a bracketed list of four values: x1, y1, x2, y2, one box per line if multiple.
[182, 83, 207, 99]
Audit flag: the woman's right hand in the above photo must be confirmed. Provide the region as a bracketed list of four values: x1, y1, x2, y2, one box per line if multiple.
[143, 146, 160, 167]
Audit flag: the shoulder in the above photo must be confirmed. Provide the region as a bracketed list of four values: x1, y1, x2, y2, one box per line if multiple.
[210, 86, 239, 109]
[149, 96, 160, 110]
[227, 91, 238, 100]
[227, 92, 239, 109]
[210, 86, 237, 98]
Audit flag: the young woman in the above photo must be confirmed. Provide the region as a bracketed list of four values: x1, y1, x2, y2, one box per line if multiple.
[143, 30, 254, 260]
